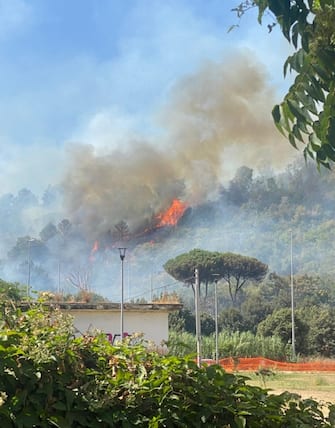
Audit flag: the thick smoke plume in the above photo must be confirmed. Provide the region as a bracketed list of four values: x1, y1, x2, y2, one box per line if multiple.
[63, 51, 293, 240]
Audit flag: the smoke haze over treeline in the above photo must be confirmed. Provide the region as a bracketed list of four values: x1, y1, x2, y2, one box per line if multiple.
[1, 157, 335, 301]
[2, 52, 332, 301]
[62, 52, 294, 240]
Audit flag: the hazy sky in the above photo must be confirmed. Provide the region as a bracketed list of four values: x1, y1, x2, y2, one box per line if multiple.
[0, 0, 294, 196]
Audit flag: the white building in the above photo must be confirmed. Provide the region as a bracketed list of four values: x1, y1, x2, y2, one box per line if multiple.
[58, 302, 182, 347]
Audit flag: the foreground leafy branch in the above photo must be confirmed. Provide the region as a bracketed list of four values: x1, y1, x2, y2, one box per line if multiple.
[0, 303, 333, 427]
[235, 0, 335, 168]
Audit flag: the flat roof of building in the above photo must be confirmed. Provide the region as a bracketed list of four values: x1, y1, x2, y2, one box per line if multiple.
[20, 302, 183, 312]
[58, 302, 183, 311]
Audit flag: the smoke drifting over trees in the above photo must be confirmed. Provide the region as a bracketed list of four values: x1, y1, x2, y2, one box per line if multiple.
[62, 52, 294, 240]
[2, 52, 333, 300]
[1, 156, 335, 300]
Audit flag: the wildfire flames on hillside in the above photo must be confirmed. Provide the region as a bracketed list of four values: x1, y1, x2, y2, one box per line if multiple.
[155, 199, 188, 228]
[90, 198, 189, 258]
[63, 51, 293, 250]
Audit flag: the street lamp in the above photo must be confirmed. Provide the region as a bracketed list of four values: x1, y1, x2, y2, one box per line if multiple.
[212, 274, 220, 363]
[118, 248, 127, 340]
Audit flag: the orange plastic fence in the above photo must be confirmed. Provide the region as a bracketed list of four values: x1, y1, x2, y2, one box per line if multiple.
[209, 357, 335, 372]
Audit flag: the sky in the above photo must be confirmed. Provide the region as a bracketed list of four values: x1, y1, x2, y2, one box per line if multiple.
[0, 0, 295, 198]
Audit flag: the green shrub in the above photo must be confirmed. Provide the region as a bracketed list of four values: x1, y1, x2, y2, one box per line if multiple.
[168, 330, 289, 360]
[299, 306, 335, 357]
[0, 303, 333, 427]
[257, 308, 309, 355]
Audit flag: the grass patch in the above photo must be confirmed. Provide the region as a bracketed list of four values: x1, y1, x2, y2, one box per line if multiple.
[315, 375, 330, 386]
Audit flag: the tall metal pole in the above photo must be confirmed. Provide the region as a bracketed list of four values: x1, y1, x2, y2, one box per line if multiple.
[214, 278, 219, 363]
[212, 273, 220, 363]
[194, 268, 201, 367]
[290, 230, 296, 360]
[119, 248, 127, 341]
[58, 260, 61, 294]
[150, 272, 153, 302]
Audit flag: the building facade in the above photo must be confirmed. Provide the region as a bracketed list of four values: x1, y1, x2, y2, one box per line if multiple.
[58, 302, 182, 347]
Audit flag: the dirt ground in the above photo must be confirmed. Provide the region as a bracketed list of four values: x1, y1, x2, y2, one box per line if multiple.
[216, 358, 335, 411]
[246, 371, 335, 409]
[272, 388, 335, 405]
[270, 388, 335, 419]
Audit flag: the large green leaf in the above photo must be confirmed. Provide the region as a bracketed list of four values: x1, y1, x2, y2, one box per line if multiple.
[287, 99, 312, 123]
[272, 105, 281, 124]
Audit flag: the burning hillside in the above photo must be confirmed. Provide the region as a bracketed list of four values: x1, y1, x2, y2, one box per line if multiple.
[155, 199, 188, 228]
[90, 198, 190, 255]
[62, 51, 293, 243]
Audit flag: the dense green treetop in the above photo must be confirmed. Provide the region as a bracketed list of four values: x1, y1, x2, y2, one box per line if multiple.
[163, 249, 218, 294]
[215, 252, 268, 304]
[301, 305, 335, 357]
[257, 307, 309, 354]
[0, 279, 24, 302]
[164, 249, 268, 303]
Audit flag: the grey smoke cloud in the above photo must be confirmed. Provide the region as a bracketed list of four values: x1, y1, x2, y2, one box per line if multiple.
[63, 142, 184, 238]
[63, 50, 294, 240]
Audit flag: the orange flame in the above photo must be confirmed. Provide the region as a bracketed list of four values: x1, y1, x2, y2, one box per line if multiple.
[90, 240, 99, 261]
[155, 199, 187, 227]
